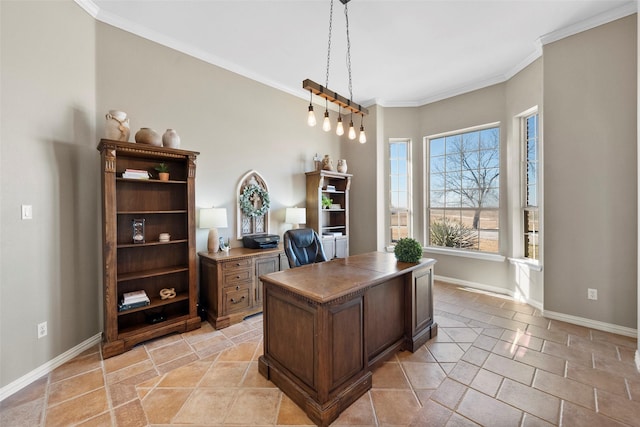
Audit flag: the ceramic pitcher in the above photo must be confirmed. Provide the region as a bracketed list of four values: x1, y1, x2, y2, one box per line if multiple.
[105, 110, 130, 141]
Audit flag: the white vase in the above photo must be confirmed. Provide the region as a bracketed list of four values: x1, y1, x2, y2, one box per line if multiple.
[337, 159, 348, 173]
[162, 129, 181, 149]
[105, 110, 130, 141]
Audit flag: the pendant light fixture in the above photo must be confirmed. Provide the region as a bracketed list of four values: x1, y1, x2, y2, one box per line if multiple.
[322, 100, 331, 132]
[358, 115, 366, 143]
[307, 90, 317, 127]
[348, 113, 356, 140]
[336, 108, 345, 136]
[304, 0, 367, 142]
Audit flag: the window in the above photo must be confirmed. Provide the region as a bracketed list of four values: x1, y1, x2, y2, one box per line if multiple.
[523, 113, 539, 260]
[389, 139, 411, 242]
[427, 124, 500, 252]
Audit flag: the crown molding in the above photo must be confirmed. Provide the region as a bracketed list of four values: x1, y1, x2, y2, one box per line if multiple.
[539, 1, 638, 46]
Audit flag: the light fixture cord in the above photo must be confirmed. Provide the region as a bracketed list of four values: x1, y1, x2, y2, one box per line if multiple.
[325, 0, 334, 89]
[344, 1, 353, 103]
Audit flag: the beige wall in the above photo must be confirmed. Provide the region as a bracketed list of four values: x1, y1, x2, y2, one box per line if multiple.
[1, 0, 97, 387]
[544, 15, 637, 327]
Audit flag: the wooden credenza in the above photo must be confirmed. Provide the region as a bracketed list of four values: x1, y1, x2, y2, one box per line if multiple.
[198, 246, 287, 329]
[258, 252, 437, 426]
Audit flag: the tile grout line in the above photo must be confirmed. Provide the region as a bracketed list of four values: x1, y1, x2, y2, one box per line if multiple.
[39, 373, 51, 427]
[98, 347, 118, 427]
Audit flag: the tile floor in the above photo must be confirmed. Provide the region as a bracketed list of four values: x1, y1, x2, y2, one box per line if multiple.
[2, 281, 640, 426]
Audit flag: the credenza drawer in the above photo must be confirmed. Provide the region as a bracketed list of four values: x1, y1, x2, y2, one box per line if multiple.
[224, 282, 249, 292]
[222, 258, 251, 270]
[224, 268, 251, 284]
[224, 288, 250, 313]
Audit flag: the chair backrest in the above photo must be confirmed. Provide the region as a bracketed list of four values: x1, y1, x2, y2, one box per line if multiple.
[283, 228, 328, 268]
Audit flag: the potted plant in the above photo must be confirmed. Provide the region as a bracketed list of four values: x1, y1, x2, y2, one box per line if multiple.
[393, 237, 423, 263]
[155, 163, 169, 181]
[322, 194, 332, 209]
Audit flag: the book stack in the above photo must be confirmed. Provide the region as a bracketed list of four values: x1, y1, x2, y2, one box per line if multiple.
[325, 185, 336, 192]
[122, 169, 150, 179]
[118, 290, 150, 311]
[323, 231, 343, 237]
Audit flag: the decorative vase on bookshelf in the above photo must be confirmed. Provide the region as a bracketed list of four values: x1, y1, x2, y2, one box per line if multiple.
[162, 129, 181, 149]
[322, 155, 334, 171]
[337, 159, 348, 173]
[135, 128, 161, 146]
[104, 110, 130, 142]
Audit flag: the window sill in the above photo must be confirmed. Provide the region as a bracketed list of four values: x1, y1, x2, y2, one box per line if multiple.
[424, 246, 506, 262]
[508, 257, 543, 272]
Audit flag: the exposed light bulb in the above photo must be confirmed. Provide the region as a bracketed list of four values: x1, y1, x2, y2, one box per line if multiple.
[336, 115, 344, 136]
[359, 125, 367, 144]
[322, 110, 331, 132]
[307, 105, 317, 127]
[348, 120, 356, 140]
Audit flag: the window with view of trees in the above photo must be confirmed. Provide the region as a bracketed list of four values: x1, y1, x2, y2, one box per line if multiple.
[523, 113, 539, 260]
[389, 139, 411, 242]
[427, 125, 500, 252]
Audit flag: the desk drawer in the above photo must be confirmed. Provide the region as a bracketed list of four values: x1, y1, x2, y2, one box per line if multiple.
[224, 288, 250, 313]
[222, 258, 251, 271]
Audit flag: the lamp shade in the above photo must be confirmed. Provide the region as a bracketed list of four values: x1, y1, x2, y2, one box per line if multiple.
[199, 208, 227, 229]
[285, 207, 306, 228]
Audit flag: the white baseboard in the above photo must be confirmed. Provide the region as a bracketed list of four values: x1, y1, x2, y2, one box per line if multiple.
[0, 333, 102, 402]
[543, 310, 637, 338]
[435, 274, 544, 311]
[435, 275, 637, 338]
[636, 350, 640, 373]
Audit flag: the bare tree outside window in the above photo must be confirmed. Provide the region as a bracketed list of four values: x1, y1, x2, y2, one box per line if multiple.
[428, 126, 500, 252]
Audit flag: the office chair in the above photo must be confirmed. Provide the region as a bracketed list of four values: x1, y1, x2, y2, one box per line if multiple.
[283, 228, 328, 268]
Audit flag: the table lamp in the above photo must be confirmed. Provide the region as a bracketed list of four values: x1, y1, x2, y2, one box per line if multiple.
[199, 207, 228, 252]
[285, 207, 306, 229]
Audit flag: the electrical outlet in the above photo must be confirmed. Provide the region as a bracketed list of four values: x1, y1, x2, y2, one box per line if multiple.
[587, 288, 598, 300]
[21, 204, 33, 220]
[37, 321, 47, 339]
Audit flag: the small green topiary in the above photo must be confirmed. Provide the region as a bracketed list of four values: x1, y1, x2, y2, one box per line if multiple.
[394, 237, 424, 263]
[321, 194, 333, 209]
[154, 162, 169, 173]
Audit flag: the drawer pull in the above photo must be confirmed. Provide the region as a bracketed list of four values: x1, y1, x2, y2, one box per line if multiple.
[236, 285, 240, 291]
[236, 275, 241, 279]
[230, 296, 245, 304]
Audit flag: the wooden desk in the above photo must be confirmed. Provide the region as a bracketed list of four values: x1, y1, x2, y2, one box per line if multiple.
[258, 252, 437, 426]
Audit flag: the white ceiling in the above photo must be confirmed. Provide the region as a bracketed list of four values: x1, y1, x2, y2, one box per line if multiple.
[81, 0, 637, 107]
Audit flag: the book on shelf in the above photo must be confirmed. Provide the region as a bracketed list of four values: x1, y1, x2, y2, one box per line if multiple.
[325, 185, 336, 192]
[122, 169, 150, 179]
[323, 232, 344, 237]
[118, 300, 150, 312]
[122, 290, 150, 305]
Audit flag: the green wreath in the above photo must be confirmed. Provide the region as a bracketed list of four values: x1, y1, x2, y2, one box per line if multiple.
[239, 184, 270, 218]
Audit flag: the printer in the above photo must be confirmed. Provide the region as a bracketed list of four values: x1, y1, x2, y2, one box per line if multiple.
[242, 233, 280, 249]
